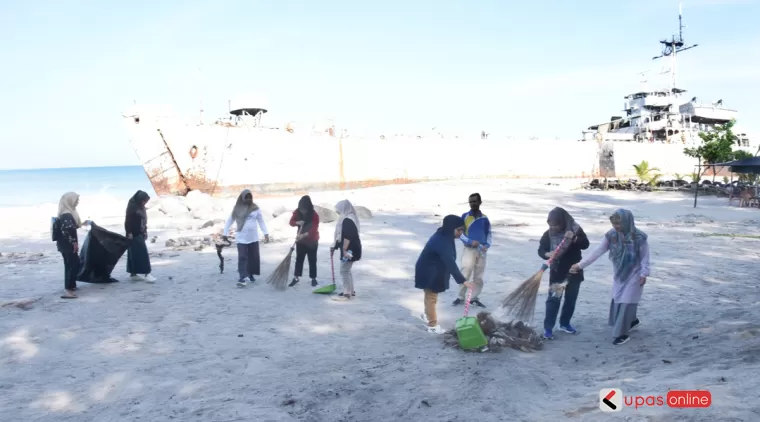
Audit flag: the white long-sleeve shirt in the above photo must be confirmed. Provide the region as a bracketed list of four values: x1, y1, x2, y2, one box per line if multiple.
[223, 209, 269, 244]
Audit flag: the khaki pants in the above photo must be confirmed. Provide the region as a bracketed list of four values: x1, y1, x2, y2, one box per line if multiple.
[458, 247, 487, 300]
[340, 261, 354, 295]
[424, 289, 438, 327]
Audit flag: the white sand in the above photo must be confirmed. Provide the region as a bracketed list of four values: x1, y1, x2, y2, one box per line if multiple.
[1, 179, 759, 421]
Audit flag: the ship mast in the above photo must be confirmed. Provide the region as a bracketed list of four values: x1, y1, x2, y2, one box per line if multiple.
[651, 4, 698, 93]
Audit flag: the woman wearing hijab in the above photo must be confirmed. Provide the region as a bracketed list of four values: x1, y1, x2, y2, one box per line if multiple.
[125, 190, 156, 282]
[330, 199, 361, 301]
[55, 192, 82, 298]
[570, 208, 650, 345]
[288, 195, 321, 287]
[415, 215, 474, 334]
[223, 189, 270, 287]
[537, 207, 590, 340]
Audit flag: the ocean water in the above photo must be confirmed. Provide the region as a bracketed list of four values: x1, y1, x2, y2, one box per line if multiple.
[0, 166, 156, 207]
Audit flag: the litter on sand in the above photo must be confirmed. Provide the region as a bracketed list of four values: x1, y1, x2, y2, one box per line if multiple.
[211, 233, 233, 274]
[443, 312, 544, 353]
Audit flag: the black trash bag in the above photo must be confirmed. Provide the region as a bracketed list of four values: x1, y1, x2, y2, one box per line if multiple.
[77, 222, 131, 283]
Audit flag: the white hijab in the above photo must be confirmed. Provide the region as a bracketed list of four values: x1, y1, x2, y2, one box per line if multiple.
[58, 192, 82, 228]
[334, 199, 359, 242]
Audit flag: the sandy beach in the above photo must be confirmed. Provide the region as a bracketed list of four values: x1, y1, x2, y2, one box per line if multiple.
[1, 179, 759, 421]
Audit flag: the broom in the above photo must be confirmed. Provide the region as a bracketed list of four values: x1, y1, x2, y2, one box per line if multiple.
[266, 226, 304, 291]
[500, 237, 568, 323]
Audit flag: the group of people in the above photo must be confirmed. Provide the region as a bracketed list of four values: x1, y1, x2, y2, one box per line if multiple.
[221, 190, 362, 301]
[54, 190, 156, 299]
[53, 187, 650, 345]
[413, 192, 650, 346]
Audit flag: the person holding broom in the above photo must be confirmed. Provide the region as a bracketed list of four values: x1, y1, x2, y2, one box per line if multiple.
[538, 207, 590, 340]
[330, 199, 361, 301]
[223, 189, 270, 287]
[288, 195, 320, 288]
[453, 193, 491, 308]
[570, 208, 650, 345]
[416, 215, 475, 334]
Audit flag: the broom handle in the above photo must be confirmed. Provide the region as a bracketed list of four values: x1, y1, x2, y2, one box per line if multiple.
[330, 252, 335, 283]
[463, 287, 473, 317]
[290, 224, 305, 250]
[540, 238, 568, 271]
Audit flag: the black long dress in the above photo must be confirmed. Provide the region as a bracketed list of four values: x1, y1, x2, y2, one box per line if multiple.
[125, 191, 152, 275]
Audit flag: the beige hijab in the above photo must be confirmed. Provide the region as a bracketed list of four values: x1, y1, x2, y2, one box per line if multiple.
[334, 199, 359, 242]
[58, 192, 81, 228]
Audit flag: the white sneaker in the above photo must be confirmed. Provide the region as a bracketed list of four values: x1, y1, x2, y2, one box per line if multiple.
[419, 312, 429, 324]
[129, 275, 144, 281]
[427, 325, 446, 334]
[144, 274, 157, 283]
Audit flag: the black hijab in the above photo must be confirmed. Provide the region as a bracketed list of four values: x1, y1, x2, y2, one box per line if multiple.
[547, 207, 577, 234]
[127, 190, 151, 233]
[438, 215, 465, 236]
[546, 207, 580, 264]
[438, 215, 465, 256]
[296, 195, 315, 233]
[440, 214, 465, 235]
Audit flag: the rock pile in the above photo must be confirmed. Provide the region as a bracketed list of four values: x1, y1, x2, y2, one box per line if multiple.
[165, 236, 214, 251]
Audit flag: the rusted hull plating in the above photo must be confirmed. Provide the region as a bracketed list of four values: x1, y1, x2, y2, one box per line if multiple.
[124, 117, 753, 197]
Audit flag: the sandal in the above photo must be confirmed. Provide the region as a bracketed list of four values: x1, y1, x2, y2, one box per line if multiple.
[61, 290, 78, 299]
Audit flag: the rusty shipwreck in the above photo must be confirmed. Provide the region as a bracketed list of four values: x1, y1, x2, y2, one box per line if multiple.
[122, 9, 755, 197]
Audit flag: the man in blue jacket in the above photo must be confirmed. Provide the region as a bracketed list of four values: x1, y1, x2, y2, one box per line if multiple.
[453, 193, 491, 308]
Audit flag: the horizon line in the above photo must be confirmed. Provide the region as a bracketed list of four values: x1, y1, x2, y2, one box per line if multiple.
[0, 164, 142, 172]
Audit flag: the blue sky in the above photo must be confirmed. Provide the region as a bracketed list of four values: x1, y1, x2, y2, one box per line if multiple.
[0, 0, 758, 170]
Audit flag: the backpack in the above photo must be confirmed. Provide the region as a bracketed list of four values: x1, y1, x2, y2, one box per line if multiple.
[51, 217, 60, 242]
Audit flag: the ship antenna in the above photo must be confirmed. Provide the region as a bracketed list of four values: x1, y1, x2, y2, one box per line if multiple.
[652, 3, 698, 93]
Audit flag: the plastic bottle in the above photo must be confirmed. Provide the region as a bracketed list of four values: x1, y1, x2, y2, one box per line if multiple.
[342, 250, 353, 262]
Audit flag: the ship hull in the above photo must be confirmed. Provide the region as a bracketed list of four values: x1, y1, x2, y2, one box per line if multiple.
[124, 117, 753, 197]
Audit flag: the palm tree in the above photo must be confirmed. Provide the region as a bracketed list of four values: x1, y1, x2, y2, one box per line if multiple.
[632, 160, 662, 187]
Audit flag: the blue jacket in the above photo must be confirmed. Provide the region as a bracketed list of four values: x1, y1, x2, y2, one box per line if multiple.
[459, 211, 492, 248]
[415, 221, 467, 293]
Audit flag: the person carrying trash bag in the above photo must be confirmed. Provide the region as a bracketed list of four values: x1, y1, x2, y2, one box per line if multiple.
[53, 192, 82, 299]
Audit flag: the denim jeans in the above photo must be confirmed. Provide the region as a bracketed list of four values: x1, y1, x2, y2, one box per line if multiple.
[544, 279, 581, 331]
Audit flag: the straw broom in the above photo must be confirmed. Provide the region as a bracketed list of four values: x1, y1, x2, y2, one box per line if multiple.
[500, 237, 568, 323]
[266, 226, 304, 291]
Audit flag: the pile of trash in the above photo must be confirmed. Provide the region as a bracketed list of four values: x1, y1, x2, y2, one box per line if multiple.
[443, 312, 544, 353]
